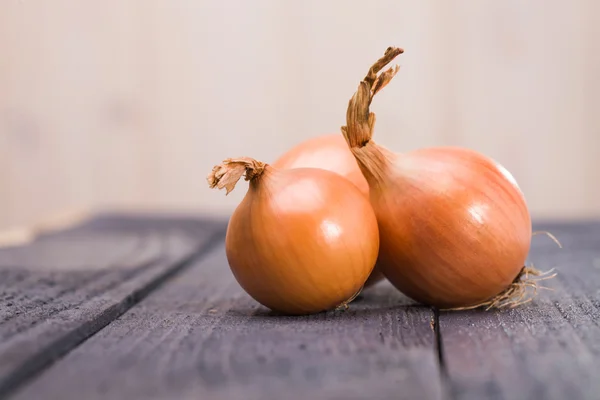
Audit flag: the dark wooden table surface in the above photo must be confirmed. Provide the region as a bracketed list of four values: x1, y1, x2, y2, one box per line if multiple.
[0, 213, 598, 400]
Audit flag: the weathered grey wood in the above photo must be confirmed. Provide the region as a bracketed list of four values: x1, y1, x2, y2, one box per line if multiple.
[439, 222, 600, 400]
[0, 213, 225, 398]
[11, 243, 442, 400]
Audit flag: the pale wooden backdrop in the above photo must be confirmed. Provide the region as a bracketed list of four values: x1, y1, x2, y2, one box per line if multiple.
[1, 0, 599, 230]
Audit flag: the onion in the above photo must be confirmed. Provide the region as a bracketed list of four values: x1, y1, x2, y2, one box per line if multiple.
[272, 135, 385, 288]
[272, 134, 369, 195]
[207, 157, 380, 315]
[340, 47, 549, 309]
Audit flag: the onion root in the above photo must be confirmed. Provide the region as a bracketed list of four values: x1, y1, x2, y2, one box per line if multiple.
[441, 266, 557, 311]
[443, 231, 563, 311]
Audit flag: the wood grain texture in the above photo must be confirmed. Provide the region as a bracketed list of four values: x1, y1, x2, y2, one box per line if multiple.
[11, 244, 442, 400]
[0, 213, 225, 398]
[439, 222, 600, 400]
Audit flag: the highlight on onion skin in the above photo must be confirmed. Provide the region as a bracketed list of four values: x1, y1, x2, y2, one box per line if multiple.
[207, 157, 380, 315]
[340, 47, 553, 310]
[272, 134, 369, 196]
[272, 134, 385, 288]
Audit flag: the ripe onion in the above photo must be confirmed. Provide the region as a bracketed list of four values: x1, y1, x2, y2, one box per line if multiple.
[272, 134, 369, 195]
[340, 47, 546, 309]
[272, 135, 385, 287]
[207, 157, 379, 315]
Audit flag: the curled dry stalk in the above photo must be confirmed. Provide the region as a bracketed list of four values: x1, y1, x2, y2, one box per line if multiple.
[207, 157, 266, 195]
[443, 231, 563, 311]
[341, 46, 403, 149]
[339, 47, 404, 185]
[341, 47, 404, 149]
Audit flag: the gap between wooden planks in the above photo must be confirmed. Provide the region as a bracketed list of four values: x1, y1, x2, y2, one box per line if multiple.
[3, 217, 599, 400]
[0, 213, 226, 398]
[8, 243, 443, 400]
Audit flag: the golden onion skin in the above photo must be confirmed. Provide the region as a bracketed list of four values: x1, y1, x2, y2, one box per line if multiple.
[340, 46, 533, 309]
[272, 135, 385, 288]
[272, 134, 369, 196]
[371, 147, 531, 308]
[223, 166, 379, 315]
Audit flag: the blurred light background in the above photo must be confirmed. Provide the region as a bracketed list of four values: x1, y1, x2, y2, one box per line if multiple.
[1, 0, 599, 230]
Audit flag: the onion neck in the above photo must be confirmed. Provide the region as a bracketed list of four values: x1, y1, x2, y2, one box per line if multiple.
[207, 157, 267, 195]
[351, 142, 396, 188]
[340, 46, 403, 188]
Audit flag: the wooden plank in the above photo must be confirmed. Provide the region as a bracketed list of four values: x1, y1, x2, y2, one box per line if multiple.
[439, 222, 600, 400]
[10, 243, 443, 400]
[0, 213, 225, 398]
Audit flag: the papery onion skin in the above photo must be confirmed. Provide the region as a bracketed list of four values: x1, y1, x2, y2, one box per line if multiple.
[369, 146, 531, 308]
[342, 47, 533, 309]
[272, 134, 385, 288]
[272, 134, 369, 196]
[208, 158, 379, 315]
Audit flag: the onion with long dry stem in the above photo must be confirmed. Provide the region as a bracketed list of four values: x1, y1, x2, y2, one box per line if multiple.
[207, 157, 379, 315]
[340, 47, 555, 309]
[272, 134, 385, 287]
